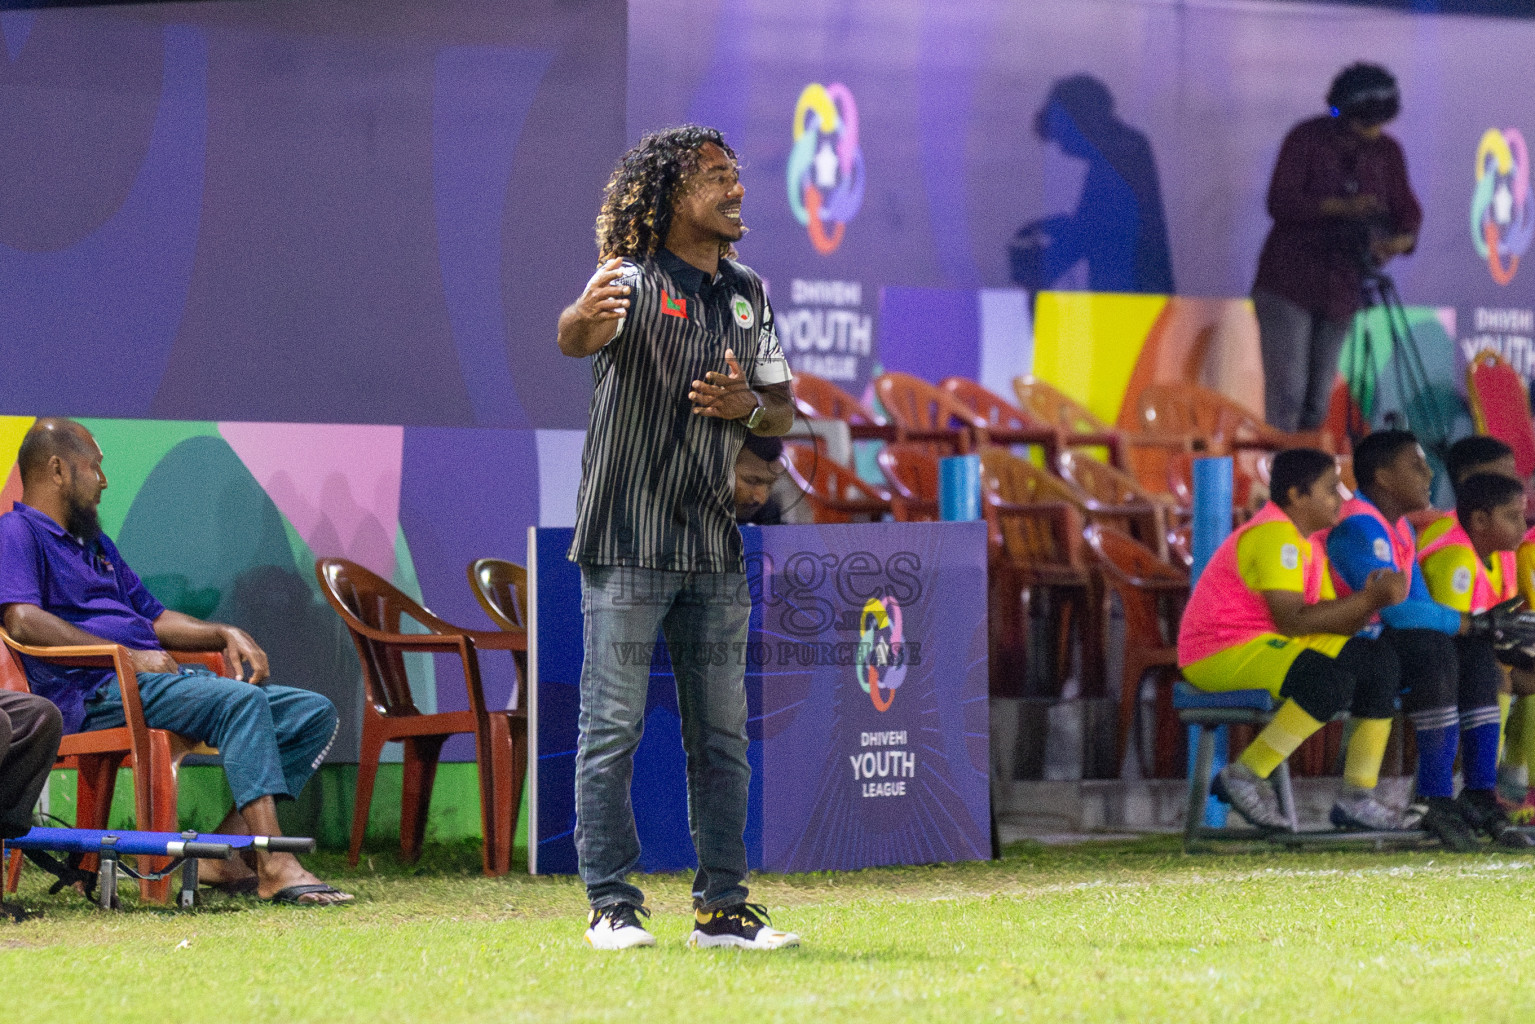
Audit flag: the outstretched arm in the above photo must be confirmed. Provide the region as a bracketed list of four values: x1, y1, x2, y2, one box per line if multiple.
[558, 258, 632, 358]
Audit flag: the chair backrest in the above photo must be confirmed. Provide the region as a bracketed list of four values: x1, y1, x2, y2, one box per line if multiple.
[1165, 521, 1193, 568]
[876, 443, 940, 522]
[939, 377, 1038, 433]
[781, 443, 889, 522]
[875, 372, 981, 448]
[468, 558, 526, 633]
[1084, 524, 1187, 649]
[315, 557, 439, 718]
[1164, 448, 1263, 512]
[1467, 348, 1535, 478]
[791, 371, 885, 426]
[1012, 376, 1113, 435]
[1132, 382, 1263, 447]
[1057, 449, 1154, 506]
[977, 448, 1085, 569]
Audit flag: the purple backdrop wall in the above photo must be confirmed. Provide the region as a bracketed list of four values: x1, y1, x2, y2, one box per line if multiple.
[0, 0, 623, 430]
[630, 0, 1535, 386]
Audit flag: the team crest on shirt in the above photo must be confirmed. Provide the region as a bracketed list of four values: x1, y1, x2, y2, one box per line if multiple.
[731, 294, 755, 329]
[1452, 566, 1474, 595]
[1280, 543, 1299, 571]
[1372, 538, 1391, 561]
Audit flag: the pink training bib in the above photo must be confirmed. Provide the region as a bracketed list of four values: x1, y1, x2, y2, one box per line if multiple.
[1178, 502, 1324, 666]
[1417, 518, 1517, 613]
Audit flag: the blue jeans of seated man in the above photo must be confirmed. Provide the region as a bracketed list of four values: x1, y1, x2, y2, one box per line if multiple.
[575, 565, 752, 911]
[80, 667, 338, 810]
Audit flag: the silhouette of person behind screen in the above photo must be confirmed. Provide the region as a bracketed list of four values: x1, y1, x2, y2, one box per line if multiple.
[1009, 75, 1174, 294]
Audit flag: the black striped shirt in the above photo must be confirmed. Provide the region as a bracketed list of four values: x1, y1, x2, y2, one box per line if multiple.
[568, 249, 791, 573]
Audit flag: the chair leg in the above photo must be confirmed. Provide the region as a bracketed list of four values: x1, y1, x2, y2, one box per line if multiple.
[470, 717, 510, 878]
[349, 729, 385, 868]
[1152, 674, 1183, 779]
[399, 735, 446, 864]
[1184, 723, 1215, 852]
[137, 733, 177, 904]
[1117, 656, 1145, 777]
[1272, 760, 1299, 833]
[502, 715, 528, 874]
[5, 848, 20, 894]
[75, 753, 124, 879]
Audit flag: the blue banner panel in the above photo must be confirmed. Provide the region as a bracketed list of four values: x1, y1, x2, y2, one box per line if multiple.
[529, 522, 989, 876]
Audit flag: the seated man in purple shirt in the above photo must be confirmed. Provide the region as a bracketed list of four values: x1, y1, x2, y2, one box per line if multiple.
[0, 419, 350, 904]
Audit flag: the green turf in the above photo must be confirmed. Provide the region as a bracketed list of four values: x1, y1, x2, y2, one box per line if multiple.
[4, 837, 1535, 1022]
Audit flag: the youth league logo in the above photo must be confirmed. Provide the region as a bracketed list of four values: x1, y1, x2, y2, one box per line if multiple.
[1452, 565, 1474, 595]
[855, 596, 907, 712]
[1372, 537, 1392, 562]
[731, 293, 755, 329]
[1471, 127, 1534, 285]
[1280, 543, 1299, 572]
[787, 82, 865, 255]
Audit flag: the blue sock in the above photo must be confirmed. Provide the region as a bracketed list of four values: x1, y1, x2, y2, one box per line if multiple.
[1411, 706, 1459, 799]
[1461, 707, 1503, 792]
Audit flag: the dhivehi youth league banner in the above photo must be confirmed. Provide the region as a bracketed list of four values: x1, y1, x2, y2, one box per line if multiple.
[527, 521, 990, 875]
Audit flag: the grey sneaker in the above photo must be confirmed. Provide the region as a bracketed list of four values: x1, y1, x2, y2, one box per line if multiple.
[1211, 762, 1289, 831]
[1329, 787, 1403, 831]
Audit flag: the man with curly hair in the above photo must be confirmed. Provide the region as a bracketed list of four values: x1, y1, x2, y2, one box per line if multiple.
[557, 126, 798, 951]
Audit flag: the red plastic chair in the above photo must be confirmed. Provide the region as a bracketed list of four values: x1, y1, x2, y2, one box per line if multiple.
[1, 630, 225, 903]
[1467, 348, 1535, 479]
[939, 377, 1063, 467]
[876, 443, 940, 522]
[978, 449, 1103, 702]
[1132, 382, 1335, 455]
[874, 372, 981, 456]
[316, 559, 526, 877]
[789, 371, 896, 442]
[781, 443, 891, 523]
[467, 558, 528, 708]
[1056, 449, 1173, 557]
[1083, 525, 1189, 778]
[1012, 376, 1130, 470]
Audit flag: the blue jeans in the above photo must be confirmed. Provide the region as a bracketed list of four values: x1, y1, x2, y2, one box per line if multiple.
[575, 565, 752, 910]
[81, 667, 338, 810]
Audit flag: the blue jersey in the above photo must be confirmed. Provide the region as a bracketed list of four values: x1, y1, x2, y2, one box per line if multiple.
[1325, 500, 1460, 635]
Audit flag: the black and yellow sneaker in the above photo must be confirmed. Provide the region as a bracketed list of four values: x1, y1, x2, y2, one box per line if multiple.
[584, 903, 655, 950]
[687, 902, 800, 950]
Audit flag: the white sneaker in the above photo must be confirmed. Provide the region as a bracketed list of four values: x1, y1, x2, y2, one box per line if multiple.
[687, 903, 800, 950]
[584, 903, 655, 950]
[1329, 787, 1404, 831]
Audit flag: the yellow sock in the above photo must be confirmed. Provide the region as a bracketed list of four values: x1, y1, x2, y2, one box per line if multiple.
[1342, 718, 1393, 790]
[1520, 698, 1535, 781]
[1239, 700, 1325, 779]
[1499, 692, 1514, 763]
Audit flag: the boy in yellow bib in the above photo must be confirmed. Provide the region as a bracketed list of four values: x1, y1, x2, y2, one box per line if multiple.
[1179, 449, 1408, 831]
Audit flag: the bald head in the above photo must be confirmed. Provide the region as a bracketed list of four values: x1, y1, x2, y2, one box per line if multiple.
[16, 418, 96, 486]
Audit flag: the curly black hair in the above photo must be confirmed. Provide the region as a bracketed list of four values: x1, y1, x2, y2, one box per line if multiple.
[596, 125, 739, 263]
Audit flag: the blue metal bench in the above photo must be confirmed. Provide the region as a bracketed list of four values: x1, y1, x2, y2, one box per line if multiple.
[3, 828, 315, 910]
[1174, 681, 1432, 851]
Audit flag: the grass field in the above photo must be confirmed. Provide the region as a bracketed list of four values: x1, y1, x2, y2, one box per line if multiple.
[5, 837, 1535, 1023]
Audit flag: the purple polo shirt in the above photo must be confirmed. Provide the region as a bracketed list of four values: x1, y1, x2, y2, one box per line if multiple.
[0, 502, 165, 732]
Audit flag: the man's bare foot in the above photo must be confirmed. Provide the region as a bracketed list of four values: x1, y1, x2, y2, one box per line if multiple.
[257, 852, 353, 905]
[198, 855, 258, 893]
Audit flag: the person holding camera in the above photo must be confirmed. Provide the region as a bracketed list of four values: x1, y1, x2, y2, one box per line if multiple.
[1253, 63, 1421, 433]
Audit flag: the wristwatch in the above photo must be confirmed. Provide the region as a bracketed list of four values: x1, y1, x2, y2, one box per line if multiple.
[744, 391, 765, 431]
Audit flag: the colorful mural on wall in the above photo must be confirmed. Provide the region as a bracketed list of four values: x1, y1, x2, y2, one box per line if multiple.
[0, 416, 539, 764]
